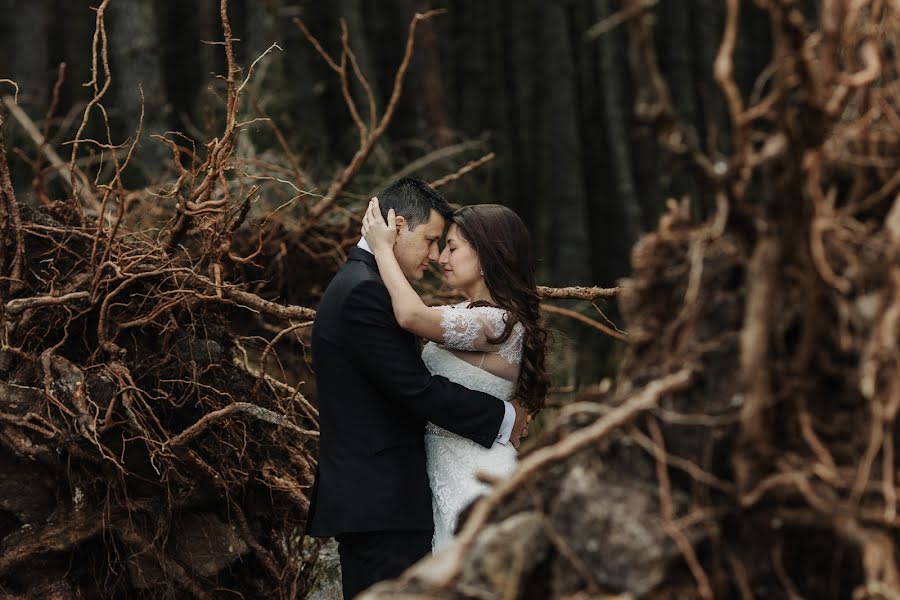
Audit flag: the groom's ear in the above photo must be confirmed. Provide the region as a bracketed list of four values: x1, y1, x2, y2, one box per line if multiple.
[394, 214, 406, 232]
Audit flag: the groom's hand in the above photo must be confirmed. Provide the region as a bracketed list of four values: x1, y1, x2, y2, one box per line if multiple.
[510, 400, 529, 449]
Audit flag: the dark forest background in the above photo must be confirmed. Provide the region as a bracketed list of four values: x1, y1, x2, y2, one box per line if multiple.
[3, 3, 898, 598]
[0, 0, 775, 382]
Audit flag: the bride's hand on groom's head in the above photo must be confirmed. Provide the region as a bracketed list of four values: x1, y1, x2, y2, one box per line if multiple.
[361, 197, 398, 252]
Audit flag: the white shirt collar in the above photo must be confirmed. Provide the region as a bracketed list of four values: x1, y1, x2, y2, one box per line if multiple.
[356, 237, 374, 255]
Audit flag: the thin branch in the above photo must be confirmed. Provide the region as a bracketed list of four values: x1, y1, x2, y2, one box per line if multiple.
[0, 79, 19, 103]
[648, 418, 714, 600]
[68, 0, 111, 215]
[369, 140, 488, 196]
[538, 285, 620, 300]
[429, 152, 495, 189]
[295, 10, 446, 235]
[167, 402, 317, 448]
[584, 0, 658, 40]
[540, 303, 628, 341]
[5, 292, 90, 316]
[177, 271, 316, 320]
[1, 96, 99, 207]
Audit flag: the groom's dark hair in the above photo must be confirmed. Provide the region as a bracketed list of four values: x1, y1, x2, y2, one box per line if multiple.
[378, 177, 453, 230]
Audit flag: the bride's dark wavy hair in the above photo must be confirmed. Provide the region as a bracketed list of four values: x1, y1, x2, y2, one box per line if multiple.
[452, 204, 549, 413]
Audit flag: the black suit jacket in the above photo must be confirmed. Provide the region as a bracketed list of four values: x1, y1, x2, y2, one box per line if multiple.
[306, 248, 505, 537]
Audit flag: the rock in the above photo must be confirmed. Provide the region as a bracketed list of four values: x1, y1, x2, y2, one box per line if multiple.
[361, 511, 551, 599]
[126, 550, 167, 589]
[548, 464, 710, 596]
[454, 511, 551, 597]
[22, 579, 77, 599]
[0, 454, 55, 525]
[172, 334, 225, 366]
[169, 513, 249, 578]
[303, 537, 342, 600]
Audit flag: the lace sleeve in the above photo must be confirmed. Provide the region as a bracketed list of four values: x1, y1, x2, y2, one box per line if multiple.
[438, 305, 524, 364]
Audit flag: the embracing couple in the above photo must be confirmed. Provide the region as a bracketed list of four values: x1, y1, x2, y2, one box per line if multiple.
[305, 178, 548, 599]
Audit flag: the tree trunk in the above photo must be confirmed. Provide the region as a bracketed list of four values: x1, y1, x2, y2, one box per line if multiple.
[579, 1, 609, 283]
[507, 0, 539, 228]
[486, 0, 514, 207]
[739, 2, 773, 99]
[594, 0, 642, 273]
[336, 0, 379, 128]
[283, 20, 330, 176]
[658, 0, 701, 219]
[536, 1, 589, 287]
[454, 2, 489, 139]
[10, 0, 52, 112]
[0, 0, 13, 93]
[694, 0, 730, 157]
[241, 0, 288, 162]
[164, 0, 219, 139]
[60, 0, 98, 118]
[410, 0, 451, 148]
[108, 0, 170, 180]
[193, 0, 221, 86]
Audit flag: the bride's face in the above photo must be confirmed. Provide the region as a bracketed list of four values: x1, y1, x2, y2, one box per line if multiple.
[438, 224, 482, 290]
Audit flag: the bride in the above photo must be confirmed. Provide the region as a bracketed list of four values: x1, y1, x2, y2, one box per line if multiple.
[361, 197, 548, 550]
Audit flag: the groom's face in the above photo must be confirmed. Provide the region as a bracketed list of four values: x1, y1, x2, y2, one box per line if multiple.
[394, 209, 445, 281]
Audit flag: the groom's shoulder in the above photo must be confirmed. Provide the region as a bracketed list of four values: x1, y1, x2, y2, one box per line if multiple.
[315, 263, 387, 340]
[321, 259, 386, 308]
[337, 257, 383, 290]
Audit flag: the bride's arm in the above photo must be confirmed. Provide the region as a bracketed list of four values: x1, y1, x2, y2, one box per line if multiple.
[371, 243, 447, 342]
[362, 198, 447, 343]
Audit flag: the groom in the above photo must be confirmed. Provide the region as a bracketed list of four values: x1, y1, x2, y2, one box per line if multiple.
[306, 178, 527, 599]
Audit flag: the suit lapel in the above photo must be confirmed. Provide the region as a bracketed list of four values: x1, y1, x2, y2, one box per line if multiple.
[347, 248, 420, 350]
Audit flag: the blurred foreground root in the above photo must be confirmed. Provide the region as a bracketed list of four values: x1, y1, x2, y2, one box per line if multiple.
[362, 2, 900, 599]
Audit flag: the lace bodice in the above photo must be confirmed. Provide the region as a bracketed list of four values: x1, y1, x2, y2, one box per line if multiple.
[422, 343, 516, 402]
[436, 303, 524, 381]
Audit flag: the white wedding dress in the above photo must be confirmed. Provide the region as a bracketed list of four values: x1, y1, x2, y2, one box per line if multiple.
[422, 303, 524, 550]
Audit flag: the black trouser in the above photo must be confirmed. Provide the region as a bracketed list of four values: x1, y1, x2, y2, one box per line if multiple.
[335, 530, 432, 600]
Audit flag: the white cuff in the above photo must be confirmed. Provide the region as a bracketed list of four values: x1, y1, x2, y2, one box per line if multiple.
[495, 401, 516, 446]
